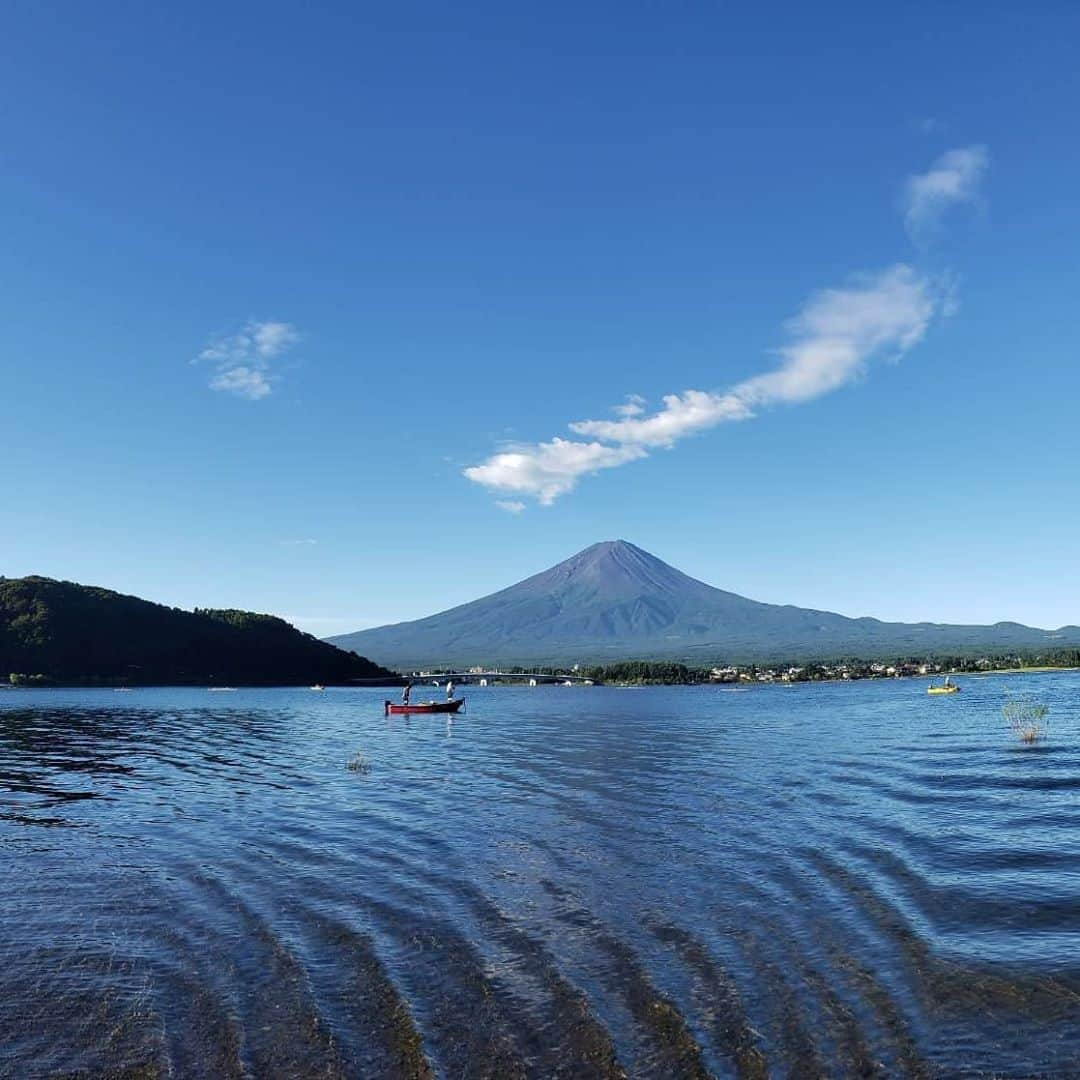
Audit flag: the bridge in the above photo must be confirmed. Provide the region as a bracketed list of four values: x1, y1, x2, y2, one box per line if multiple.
[410, 671, 596, 686]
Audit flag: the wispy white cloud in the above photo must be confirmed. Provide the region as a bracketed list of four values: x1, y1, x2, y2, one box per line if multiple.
[465, 265, 942, 505]
[613, 394, 647, 418]
[465, 438, 646, 506]
[494, 500, 527, 514]
[197, 320, 300, 399]
[279, 538, 318, 546]
[249, 321, 299, 358]
[570, 389, 750, 447]
[736, 264, 937, 406]
[209, 365, 273, 400]
[904, 145, 987, 242]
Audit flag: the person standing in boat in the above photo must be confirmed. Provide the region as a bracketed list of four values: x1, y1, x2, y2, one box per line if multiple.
[402, 682, 411, 705]
[446, 679, 455, 701]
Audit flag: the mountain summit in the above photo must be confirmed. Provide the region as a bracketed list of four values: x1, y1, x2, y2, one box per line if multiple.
[329, 540, 1080, 669]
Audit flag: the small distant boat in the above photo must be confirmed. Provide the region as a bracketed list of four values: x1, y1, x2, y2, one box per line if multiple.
[385, 698, 464, 715]
[928, 680, 960, 695]
[208, 687, 236, 692]
[310, 685, 325, 692]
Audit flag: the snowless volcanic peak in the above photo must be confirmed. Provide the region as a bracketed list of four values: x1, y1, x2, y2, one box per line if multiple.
[520, 540, 706, 599]
[328, 540, 1080, 669]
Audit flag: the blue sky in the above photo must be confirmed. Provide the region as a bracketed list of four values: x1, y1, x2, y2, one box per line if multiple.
[3, 2, 1079, 638]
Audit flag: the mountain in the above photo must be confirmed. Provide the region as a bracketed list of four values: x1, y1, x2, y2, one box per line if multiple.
[328, 540, 1080, 668]
[0, 575, 397, 685]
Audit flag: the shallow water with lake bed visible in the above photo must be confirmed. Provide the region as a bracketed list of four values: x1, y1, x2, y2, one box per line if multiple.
[3, 675, 1080, 1078]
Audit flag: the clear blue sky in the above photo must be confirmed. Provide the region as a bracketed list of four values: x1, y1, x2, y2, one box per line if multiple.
[3, 2, 1079, 636]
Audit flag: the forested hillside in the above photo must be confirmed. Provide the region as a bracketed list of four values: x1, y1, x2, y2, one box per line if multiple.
[1, 576, 397, 685]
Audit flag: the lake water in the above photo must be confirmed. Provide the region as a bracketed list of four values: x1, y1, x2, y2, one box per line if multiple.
[3, 676, 1080, 1078]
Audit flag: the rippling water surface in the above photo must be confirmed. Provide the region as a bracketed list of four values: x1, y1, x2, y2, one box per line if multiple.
[3, 676, 1080, 1078]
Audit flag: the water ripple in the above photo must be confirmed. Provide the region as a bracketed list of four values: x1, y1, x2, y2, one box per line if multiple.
[3, 678, 1080, 1076]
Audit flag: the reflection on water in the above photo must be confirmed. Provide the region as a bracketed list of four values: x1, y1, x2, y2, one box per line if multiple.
[3, 677, 1080, 1077]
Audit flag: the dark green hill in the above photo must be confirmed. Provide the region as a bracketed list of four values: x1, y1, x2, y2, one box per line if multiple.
[0, 576, 397, 686]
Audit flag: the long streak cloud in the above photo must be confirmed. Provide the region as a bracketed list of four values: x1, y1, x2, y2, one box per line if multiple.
[465, 147, 987, 509]
[465, 264, 941, 506]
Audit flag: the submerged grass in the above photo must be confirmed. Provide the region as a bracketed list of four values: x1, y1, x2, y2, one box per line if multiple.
[346, 751, 372, 774]
[1003, 698, 1050, 745]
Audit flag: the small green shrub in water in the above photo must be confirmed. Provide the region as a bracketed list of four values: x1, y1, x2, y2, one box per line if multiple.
[1003, 698, 1049, 744]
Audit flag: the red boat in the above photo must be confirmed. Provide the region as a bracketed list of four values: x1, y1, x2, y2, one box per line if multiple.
[384, 698, 465, 715]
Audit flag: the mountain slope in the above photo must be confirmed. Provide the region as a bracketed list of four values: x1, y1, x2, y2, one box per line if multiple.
[0, 575, 397, 685]
[328, 541, 1080, 667]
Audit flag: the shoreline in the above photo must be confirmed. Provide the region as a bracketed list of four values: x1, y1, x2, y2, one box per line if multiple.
[957, 665, 1080, 676]
[3, 667, 1078, 692]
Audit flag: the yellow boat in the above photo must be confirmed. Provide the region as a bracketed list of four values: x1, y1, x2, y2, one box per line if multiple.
[927, 682, 960, 695]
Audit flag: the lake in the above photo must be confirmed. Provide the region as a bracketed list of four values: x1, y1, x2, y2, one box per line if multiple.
[3, 676, 1080, 1078]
